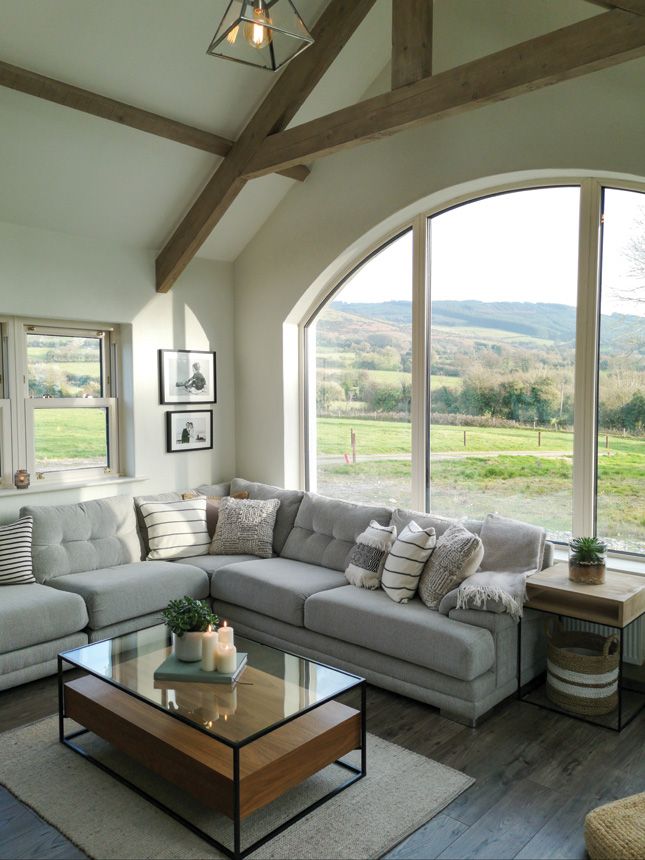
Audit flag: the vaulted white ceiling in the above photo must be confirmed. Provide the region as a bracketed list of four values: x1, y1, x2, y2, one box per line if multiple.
[0, 0, 626, 265]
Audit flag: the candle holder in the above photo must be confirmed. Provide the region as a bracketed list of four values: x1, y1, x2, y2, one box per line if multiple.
[14, 469, 30, 490]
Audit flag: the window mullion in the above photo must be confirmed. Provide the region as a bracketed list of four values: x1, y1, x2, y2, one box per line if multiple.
[411, 214, 428, 511]
[572, 180, 602, 537]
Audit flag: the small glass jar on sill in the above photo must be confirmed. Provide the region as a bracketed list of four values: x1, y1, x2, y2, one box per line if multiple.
[14, 469, 31, 490]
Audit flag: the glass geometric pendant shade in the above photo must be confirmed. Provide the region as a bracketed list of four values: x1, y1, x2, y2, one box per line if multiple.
[207, 0, 314, 72]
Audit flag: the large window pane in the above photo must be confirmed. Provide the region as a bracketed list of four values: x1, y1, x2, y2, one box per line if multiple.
[309, 231, 413, 507]
[597, 188, 645, 554]
[27, 333, 103, 398]
[33, 408, 108, 473]
[428, 188, 580, 541]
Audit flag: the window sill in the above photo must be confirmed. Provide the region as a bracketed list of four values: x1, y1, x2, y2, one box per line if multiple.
[553, 547, 645, 577]
[0, 475, 148, 498]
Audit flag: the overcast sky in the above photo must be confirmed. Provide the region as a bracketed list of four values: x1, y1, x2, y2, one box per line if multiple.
[336, 186, 644, 317]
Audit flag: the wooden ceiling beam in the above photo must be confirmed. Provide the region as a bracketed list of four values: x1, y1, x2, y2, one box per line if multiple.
[245, 10, 645, 180]
[0, 59, 309, 182]
[155, 0, 377, 293]
[391, 0, 433, 89]
[584, 0, 645, 15]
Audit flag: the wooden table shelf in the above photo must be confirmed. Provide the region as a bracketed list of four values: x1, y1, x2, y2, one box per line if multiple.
[526, 563, 645, 628]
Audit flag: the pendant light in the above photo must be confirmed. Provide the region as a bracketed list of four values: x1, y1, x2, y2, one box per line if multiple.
[207, 0, 314, 72]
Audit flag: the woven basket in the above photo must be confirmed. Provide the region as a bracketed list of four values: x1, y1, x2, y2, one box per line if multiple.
[545, 622, 619, 716]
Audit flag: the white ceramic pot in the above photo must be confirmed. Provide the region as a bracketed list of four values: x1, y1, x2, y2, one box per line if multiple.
[173, 631, 203, 662]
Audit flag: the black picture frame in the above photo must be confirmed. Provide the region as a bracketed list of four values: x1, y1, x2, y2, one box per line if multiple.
[158, 349, 217, 405]
[166, 410, 213, 453]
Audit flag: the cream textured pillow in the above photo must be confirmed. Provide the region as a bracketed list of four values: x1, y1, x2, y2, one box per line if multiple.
[345, 520, 397, 589]
[381, 522, 436, 604]
[418, 523, 484, 610]
[210, 497, 280, 558]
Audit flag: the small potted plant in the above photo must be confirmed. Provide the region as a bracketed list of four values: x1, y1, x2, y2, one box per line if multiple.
[568, 537, 607, 585]
[161, 596, 218, 662]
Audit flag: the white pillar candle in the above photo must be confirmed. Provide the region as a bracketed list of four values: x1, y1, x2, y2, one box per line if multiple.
[217, 643, 237, 674]
[201, 625, 217, 672]
[218, 621, 235, 646]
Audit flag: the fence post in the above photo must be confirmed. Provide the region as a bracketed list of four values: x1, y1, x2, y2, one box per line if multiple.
[605, 434, 609, 450]
[463, 430, 467, 448]
[351, 428, 357, 464]
[538, 430, 542, 447]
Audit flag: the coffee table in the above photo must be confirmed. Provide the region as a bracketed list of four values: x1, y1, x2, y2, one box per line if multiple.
[58, 625, 366, 859]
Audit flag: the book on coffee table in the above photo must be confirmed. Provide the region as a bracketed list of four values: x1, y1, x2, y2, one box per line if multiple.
[154, 652, 247, 686]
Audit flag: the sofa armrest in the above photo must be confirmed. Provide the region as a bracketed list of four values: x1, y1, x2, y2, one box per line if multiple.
[448, 607, 515, 633]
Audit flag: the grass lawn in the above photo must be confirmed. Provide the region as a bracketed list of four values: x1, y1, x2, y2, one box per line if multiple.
[317, 417, 577, 455]
[315, 416, 644, 549]
[34, 408, 107, 465]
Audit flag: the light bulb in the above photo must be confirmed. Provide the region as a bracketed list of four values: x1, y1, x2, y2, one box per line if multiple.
[244, 5, 272, 49]
[226, 25, 239, 45]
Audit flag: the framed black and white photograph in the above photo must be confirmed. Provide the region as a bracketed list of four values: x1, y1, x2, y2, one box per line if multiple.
[159, 349, 216, 405]
[166, 410, 213, 453]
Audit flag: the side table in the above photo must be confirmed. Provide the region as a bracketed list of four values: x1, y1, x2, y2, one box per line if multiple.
[518, 563, 645, 731]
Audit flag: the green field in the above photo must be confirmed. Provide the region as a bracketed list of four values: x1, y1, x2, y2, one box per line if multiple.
[317, 417, 579, 455]
[33, 409, 107, 468]
[316, 416, 645, 549]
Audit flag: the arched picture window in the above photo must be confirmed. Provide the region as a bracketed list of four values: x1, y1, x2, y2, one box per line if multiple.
[304, 182, 645, 558]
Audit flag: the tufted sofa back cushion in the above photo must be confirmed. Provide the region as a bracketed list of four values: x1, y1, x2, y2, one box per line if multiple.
[280, 492, 392, 572]
[20, 496, 141, 583]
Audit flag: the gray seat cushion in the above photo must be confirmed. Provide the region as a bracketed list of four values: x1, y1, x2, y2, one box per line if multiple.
[177, 554, 258, 577]
[305, 586, 495, 681]
[48, 561, 209, 630]
[0, 584, 88, 654]
[22, 496, 141, 583]
[280, 493, 392, 571]
[230, 478, 304, 555]
[210, 558, 347, 627]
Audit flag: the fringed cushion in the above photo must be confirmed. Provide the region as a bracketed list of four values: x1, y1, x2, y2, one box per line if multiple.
[345, 520, 397, 590]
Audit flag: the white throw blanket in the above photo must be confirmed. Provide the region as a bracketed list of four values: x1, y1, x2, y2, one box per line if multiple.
[456, 569, 537, 622]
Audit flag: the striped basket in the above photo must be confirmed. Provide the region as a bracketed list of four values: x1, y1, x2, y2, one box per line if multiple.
[545, 623, 619, 717]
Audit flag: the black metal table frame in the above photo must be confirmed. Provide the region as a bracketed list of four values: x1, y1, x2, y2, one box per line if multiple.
[517, 607, 645, 732]
[58, 650, 367, 860]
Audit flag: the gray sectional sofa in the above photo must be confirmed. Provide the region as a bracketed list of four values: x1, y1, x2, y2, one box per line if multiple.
[0, 478, 552, 725]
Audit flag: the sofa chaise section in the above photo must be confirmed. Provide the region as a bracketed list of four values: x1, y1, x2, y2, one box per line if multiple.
[0, 583, 88, 691]
[305, 586, 495, 681]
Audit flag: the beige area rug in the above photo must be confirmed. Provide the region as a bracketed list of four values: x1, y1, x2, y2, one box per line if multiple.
[0, 717, 473, 860]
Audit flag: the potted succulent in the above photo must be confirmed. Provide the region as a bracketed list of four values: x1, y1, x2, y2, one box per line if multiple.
[568, 537, 607, 585]
[161, 596, 219, 662]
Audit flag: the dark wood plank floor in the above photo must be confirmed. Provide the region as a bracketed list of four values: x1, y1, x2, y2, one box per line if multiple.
[0, 674, 643, 859]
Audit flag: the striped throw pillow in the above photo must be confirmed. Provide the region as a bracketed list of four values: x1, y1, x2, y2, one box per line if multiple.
[0, 516, 35, 585]
[382, 521, 436, 604]
[139, 499, 210, 560]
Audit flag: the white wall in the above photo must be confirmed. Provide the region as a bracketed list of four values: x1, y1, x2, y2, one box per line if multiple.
[0, 220, 236, 522]
[234, 54, 645, 487]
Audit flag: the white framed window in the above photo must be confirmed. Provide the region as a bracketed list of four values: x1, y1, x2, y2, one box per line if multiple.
[0, 317, 120, 486]
[303, 178, 645, 560]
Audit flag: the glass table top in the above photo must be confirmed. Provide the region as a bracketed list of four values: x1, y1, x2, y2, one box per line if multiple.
[61, 625, 362, 746]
